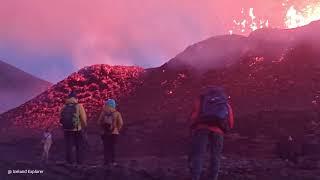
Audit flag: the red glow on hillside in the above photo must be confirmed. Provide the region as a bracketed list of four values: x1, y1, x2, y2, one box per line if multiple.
[3, 65, 144, 129]
[230, 0, 320, 35]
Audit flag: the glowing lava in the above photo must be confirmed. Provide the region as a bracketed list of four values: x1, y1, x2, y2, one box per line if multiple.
[231, 7, 269, 34]
[285, 3, 320, 28]
[230, 1, 320, 34]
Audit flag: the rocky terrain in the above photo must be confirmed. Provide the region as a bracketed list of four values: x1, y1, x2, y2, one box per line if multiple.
[1, 21, 320, 179]
[0, 60, 52, 113]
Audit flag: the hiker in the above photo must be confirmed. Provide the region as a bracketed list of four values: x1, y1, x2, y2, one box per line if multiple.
[98, 99, 123, 166]
[60, 91, 87, 165]
[41, 127, 53, 163]
[189, 86, 234, 180]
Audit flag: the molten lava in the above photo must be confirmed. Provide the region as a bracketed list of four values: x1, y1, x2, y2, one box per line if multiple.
[231, 8, 269, 34]
[230, 0, 320, 34]
[285, 2, 320, 29]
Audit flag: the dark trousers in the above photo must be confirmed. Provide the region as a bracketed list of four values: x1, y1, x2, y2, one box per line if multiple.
[101, 134, 117, 164]
[190, 129, 224, 180]
[64, 131, 84, 164]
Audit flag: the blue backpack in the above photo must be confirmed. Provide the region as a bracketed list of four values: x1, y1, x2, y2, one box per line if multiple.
[198, 87, 230, 132]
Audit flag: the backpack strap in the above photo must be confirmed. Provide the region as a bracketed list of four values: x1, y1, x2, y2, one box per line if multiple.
[69, 103, 80, 131]
[190, 97, 202, 129]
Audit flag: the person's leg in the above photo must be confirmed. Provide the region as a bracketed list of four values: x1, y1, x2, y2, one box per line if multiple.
[75, 131, 84, 164]
[83, 131, 90, 150]
[64, 131, 73, 164]
[103, 134, 112, 165]
[190, 129, 209, 180]
[110, 135, 118, 164]
[101, 134, 107, 165]
[208, 132, 224, 180]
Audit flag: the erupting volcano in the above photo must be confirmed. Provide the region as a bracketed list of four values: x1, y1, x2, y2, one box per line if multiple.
[1, 4, 320, 180]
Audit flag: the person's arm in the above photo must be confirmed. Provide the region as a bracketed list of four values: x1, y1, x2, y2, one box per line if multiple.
[79, 104, 87, 127]
[227, 103, 234, 129]
[97, 110, 104, 126]
[117, 112, 124, 131]
[189, 98, 200, 126]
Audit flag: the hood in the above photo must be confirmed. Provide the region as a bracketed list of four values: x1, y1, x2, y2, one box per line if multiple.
[103, 105, 116, 113]
[65, 97, 78, 104]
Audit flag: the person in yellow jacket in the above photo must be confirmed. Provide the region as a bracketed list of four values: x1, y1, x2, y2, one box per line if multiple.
[60, 91, 87, 165]
[98, 99, 123, 166]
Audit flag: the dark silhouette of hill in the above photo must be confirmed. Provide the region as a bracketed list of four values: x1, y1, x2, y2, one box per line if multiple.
[0, 60, 52, 114]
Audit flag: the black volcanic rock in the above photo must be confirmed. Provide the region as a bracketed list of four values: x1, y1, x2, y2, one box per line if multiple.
[167, 34, 248, 70]
[0, 60, 52, 114]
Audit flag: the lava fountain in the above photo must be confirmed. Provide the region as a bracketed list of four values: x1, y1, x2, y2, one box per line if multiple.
[230, 0, 320, 34]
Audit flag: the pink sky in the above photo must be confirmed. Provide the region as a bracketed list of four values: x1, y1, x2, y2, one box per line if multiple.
[0, 0, 308, 81]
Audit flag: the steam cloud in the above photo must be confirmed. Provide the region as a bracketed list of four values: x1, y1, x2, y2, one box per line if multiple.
[0, 0, 296, 82]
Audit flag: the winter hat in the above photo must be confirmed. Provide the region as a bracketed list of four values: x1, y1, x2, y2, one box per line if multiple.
[68, 91, 77, 98]
[105, 99, 116, 109]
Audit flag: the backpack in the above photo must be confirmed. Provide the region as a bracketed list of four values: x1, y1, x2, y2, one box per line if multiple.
[102, 112, 116, 134]
[197, 87, 230, 132]
[60, 103, 80, 130]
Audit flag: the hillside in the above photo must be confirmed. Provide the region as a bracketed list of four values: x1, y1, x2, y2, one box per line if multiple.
[0, 60, 52, 113]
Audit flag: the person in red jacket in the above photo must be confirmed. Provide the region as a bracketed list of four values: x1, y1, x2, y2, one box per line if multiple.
[189, 87, 234, 180]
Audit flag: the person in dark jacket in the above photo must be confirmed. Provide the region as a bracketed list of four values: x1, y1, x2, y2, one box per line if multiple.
[189, 87, 234, 180]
